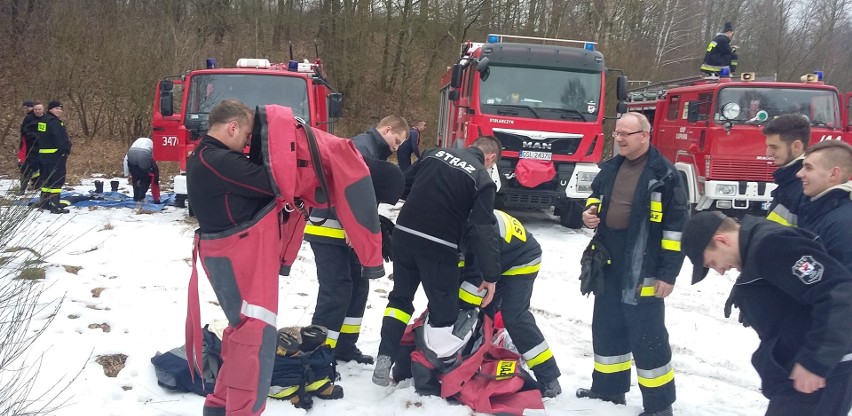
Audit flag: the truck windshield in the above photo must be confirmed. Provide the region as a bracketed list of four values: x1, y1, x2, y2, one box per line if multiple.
[479, 66, 602, 122]
[186, 74, 310, 124]
[716, 87, 841, 127]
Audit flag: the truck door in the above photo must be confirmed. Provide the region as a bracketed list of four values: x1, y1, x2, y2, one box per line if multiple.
[152, 79, 184, 162]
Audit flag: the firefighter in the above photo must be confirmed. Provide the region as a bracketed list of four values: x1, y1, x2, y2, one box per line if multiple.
[373, 136, 503, 387]
[458, 210, 562, 398]
[683, 212, 852, 415]
[397, 120, 426, 171]
[123, 137, 161, 204]
[700, 21, 738, 75]
[304, 114, 407, 364]
[764, 114, 809, 226]
[796, 140, 852, 272]
[18, 100, 42, 195]
[37, 101, 71, 214]
[306, 158, 404, 365]
[577, 112, 687, 416]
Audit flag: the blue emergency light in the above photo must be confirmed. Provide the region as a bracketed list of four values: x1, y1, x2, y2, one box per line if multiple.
[287, 60, 299, 72]
[720, 67, 731, 78]
[206, 58, 217, 69]
[584, 42, 595, 51]
[487, 34, 501, 43]
[814, 70, 824, 81]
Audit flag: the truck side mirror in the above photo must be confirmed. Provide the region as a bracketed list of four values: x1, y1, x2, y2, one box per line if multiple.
[328, 92, 343, 119]
[451, 64, 463, 89]
[159, 80, 174, 117]
[477, 57, 490, 82]
[616, 76, 628, 101]
[448, 90, 459, 101]
[616, 101, 627, 115]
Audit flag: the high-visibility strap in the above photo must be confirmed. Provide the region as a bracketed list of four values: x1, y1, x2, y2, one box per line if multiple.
[269, 384, 299, 399]
[305, 378, 331, 393]
[340, 316, 362, 334]
[42, 187, 61, 194]
[503, 258, 542, 276]
[240, 300, 276, 327]
[384, 307, 412, 324]
[304, 224, 345, 239]
[661, 230, 682, 252]
[640, 278, 657, 297]
[594, 353, 633, 374]
[458, 280, 485, 306]
[637, 363, 675, 388]
[39, 148, 59, 154]
[522, 340, 554, 368]
[325, 329, 340, 348]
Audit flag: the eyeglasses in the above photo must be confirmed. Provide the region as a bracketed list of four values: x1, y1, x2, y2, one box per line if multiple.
[611, 130, 644, 138]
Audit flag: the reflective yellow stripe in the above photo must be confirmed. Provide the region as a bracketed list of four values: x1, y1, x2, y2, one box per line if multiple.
[39, 148, 59, 154]
[42, 187, 61, 193]
[459, 287, 484, 306]
[661, 239, 681, 251]
[766, 211, 793, 227]
[638, 367, 675, 388]
[384, 307, 411, 324]
[458, 260, 465, 267]
[640, 285, 656, 297]
[650, 200, 662, 212]
[306, 378, 331, 392]
[340, 324, 360, 334]
[526, 348, 553, 368]
[706, 41, 717, 52]
[269, 385, 299, 398]
[701, 64, 722, 72]
[594, 360, 632, 374]
[502, 262, 541, 276]
[586, 197, 601, 207]
[304, 224, 345, 239]
[324, 337, 337, 348]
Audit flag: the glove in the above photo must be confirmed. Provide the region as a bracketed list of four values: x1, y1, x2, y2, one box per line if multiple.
[379, 215, 395, 262]
[723, 285, 750, 328]
[579, 236, 610, 297]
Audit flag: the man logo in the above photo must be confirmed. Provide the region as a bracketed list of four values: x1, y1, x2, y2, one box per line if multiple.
[792, 255, 824, 285]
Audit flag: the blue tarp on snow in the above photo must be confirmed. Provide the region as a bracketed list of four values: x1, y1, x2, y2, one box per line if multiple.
[20, 191, 177, 212]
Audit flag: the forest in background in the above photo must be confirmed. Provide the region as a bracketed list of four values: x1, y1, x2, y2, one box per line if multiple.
[0, 0, 850, 178]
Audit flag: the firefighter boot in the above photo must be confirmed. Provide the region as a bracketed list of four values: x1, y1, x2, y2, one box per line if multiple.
[94, 180, 104, 194]
[334, 346, 374, 365]
[49, 194, 69, 214]
[310, 380, 344, 400]
[639, 406, 673, 416]
[539, 378, 562, 398]
[575, 388, 626, 405]
[38, 192, 50, 209]
[372, 355, 393, 386]
[110, 180, 120, 192]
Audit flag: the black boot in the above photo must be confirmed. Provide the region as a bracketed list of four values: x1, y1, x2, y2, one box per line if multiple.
[110, 180, 120, 192]
[94, 180, 104, 194]
[575, 388, 626, 405]
[49, 195, 69, 214]
[539, 378, 562, 398]
[334, 346, 374, 364]
[38, 192, 50, 209]
[639, 406, 673, 416]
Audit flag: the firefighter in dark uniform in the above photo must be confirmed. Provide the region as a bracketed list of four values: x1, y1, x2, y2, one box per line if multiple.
[459, 209, 562, 398]
[304, 115, 408, 364]
[18, 100, 42, 195]
[683, 212, 852, 416]
[701, 21, 738, 75]
[373, 136, 503, 387]
[763, 114, 809, 227]
[37, 101, 71, 214]
[577, 113, 687, 416]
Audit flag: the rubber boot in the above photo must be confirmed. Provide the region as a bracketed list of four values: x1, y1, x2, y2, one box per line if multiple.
[110, 180, 119, 192]
[94, 180, 104, 194]
[50, 194, 69, 214]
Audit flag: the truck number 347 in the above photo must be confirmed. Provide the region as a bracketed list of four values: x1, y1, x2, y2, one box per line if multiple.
[162, 136, 179, 146]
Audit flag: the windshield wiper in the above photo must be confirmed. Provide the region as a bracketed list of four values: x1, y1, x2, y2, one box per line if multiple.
[498, 104, 541, 119]
[542, 108, 587, 121]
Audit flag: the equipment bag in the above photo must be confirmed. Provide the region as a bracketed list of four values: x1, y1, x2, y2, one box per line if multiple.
[579, 234, 611, 296]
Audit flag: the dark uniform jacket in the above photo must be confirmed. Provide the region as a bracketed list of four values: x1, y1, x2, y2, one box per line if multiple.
[767, 158, 804, 227]
[303, 128, 390, 245]
[463, 210, 542, 279]
[186, 135, 275, 234]
[37, 113, 71, 156]
[797, 184, 852, 273]
[702, 33, 737, 72]
[20, 111, 39, 157]
[397, 127, 421, 171]
[586, 146, 688, 304]
[731, 216, 852, 398]
[396, 146, 501, 282]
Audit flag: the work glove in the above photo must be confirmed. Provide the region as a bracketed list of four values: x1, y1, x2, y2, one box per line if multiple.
[723, 285, 750, 328]
[579, 236, 610, 297]
[379, 215, 395, 262]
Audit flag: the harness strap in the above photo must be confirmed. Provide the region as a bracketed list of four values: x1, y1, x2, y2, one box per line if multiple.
[185, 234, 205, 384]
[295, 117, 331, 226]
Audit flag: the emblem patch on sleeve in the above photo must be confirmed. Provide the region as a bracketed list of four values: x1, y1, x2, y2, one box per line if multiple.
[792, 255, 823, 285]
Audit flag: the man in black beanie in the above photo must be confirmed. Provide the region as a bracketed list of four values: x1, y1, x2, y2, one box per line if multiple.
[701, 21, 738, 75]
[18, 100, 41, 195]
[683, 212, 852, 415]
[36, 101, 72, 214]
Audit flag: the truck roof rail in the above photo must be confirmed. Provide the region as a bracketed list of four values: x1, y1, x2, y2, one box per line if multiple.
[486, 33, 596, 49]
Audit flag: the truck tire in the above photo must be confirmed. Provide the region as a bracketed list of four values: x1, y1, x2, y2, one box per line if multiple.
[557, 199, 584, 229]
[174, 194, 187, 208]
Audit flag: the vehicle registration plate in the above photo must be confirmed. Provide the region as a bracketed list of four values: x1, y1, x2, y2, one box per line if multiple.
[520, 150, 552, 161]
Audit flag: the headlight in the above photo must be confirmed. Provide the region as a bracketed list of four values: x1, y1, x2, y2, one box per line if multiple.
[715, 184, 737, 196]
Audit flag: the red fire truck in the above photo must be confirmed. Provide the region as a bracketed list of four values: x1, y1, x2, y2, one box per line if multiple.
[152, 57, 342, 207]
[437, 34, 627, 228]
[627, 72, 852, 215]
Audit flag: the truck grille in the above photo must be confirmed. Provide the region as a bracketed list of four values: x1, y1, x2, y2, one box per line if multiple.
[494, 131, 582, 155]
[501, 192, 556, 209]
[709, 158, 775, 182]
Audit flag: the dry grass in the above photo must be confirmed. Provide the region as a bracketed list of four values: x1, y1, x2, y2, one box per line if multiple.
[95, 353, 126, 377]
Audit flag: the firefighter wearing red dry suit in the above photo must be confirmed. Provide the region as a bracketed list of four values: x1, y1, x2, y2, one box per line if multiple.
[185, 100, 384, 416]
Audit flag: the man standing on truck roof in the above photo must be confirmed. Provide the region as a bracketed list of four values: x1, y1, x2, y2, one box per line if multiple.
[764, 114, 810, 227]
[701, 22, 738, 75]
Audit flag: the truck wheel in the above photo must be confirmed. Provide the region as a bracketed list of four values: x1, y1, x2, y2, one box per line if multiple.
[557, 199, 584, 229]
[174, 194, 187, 208]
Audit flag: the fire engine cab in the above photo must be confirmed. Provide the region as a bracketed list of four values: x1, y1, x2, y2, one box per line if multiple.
[437, 34, 627, 228]
[627, 70, 852, 215]
[151, 57, 342, 207]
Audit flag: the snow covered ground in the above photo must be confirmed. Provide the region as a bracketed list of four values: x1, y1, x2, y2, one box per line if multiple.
[4, 177, 823, 416]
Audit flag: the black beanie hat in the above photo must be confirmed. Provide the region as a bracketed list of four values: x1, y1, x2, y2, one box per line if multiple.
[723, 22, 734, 32]
[22, 100, 34, 107]
[365, 158, 405, 205]
[47, 100, 62, 111]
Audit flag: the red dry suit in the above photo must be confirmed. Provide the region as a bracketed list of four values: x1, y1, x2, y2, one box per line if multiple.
[185, 106, 383, 415]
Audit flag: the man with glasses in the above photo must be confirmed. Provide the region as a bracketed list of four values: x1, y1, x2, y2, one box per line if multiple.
[576, 112, 688, 416]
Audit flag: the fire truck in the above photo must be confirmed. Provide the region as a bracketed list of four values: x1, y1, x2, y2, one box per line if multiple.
[626, 71, 852, 215]
[152, 57, 342, 207]
[437, 34, 627, 228]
